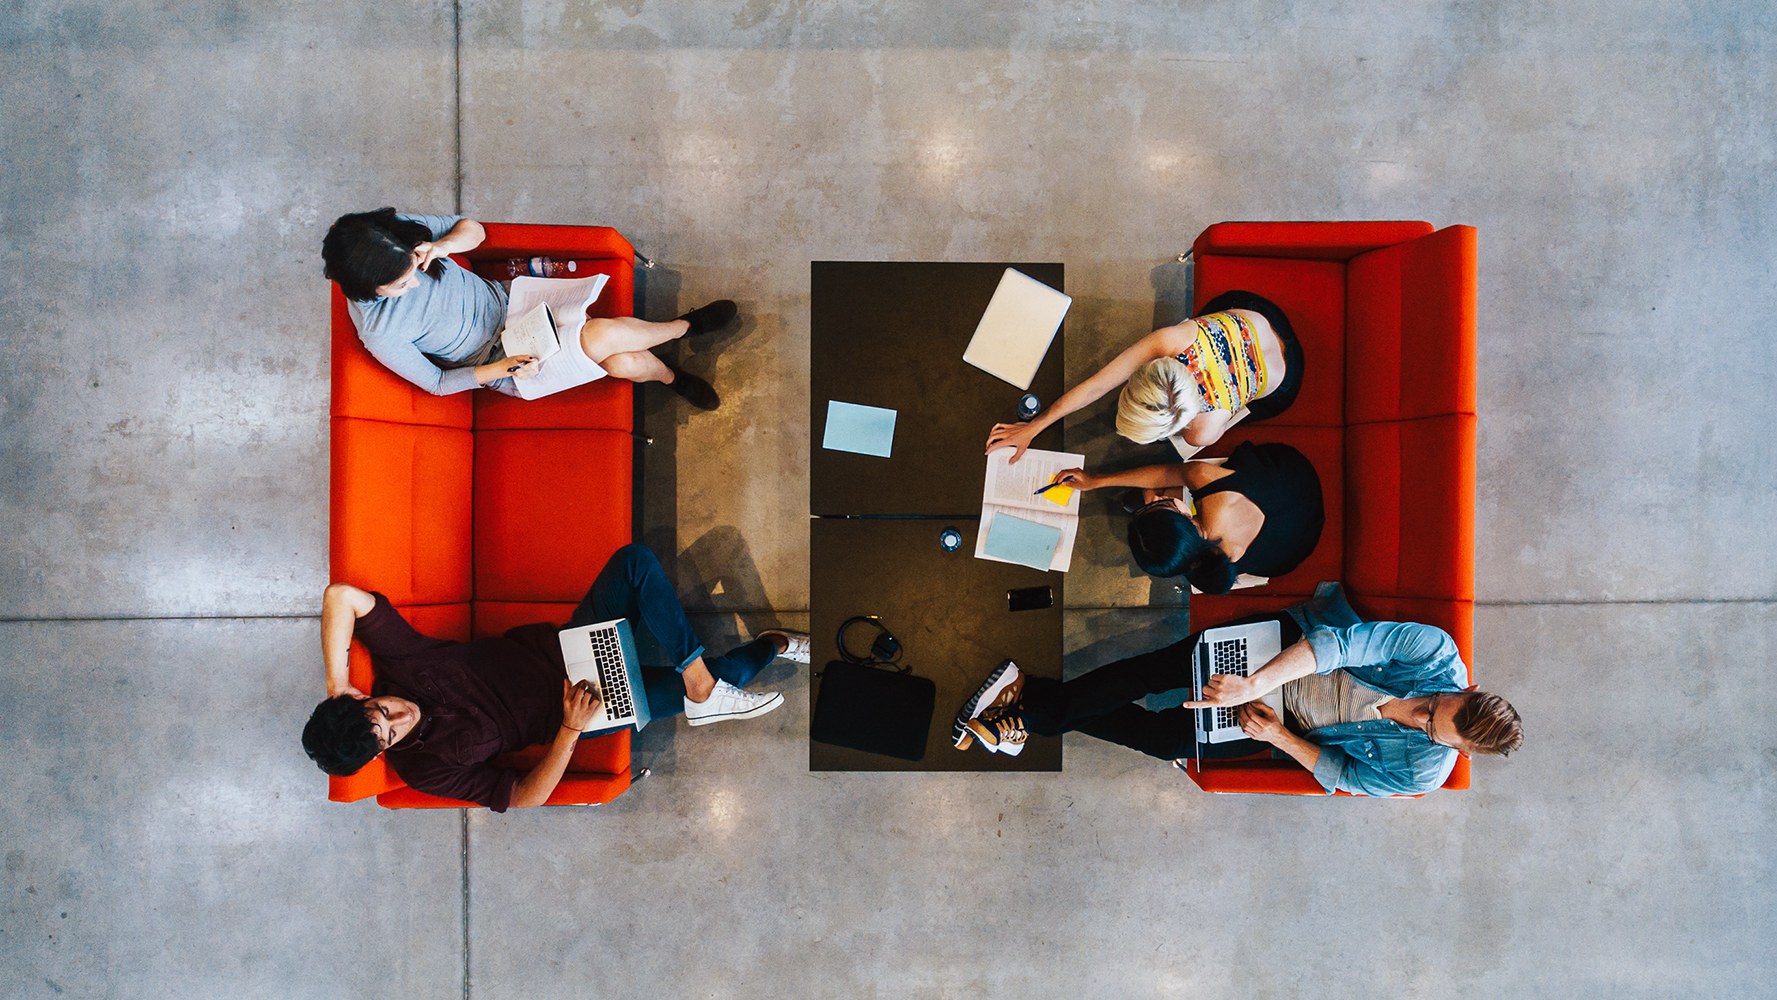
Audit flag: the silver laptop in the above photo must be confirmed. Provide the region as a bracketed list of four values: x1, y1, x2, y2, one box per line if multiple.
[557, 618, 652, 735]
[1191, 620, 1285, 753]
[962, 268, 1072, 390]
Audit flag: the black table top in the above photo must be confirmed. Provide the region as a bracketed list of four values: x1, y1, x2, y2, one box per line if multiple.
[810, 261, 1067, 517]
[809, 518, 1063, 772]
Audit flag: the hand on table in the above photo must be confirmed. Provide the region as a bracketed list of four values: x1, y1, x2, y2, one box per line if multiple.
[985, 421, 1041, 463]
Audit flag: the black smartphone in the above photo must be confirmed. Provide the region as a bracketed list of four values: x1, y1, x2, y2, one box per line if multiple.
[1007, 585, 1053, 612]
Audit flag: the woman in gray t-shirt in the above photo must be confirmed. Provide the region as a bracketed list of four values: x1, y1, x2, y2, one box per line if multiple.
[322, 208, 733, 409]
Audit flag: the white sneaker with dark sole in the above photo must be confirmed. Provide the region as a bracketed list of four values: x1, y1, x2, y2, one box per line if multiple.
[759, 629, 811, 665]
[685, 680, 784, 726]
[952, 660, 1023, 752]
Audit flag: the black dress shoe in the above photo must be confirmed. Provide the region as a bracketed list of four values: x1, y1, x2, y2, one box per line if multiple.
[666, 367, 720, 410]
[676, 299, 738, 337]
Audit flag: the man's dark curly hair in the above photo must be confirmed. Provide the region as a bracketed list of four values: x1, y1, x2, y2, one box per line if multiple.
[302, 695, 381, 776]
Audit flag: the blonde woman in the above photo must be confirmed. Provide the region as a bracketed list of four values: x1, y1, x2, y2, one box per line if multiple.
[984, 291, 1301, 461]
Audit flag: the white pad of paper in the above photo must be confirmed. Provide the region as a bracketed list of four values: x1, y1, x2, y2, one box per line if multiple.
[962, 268, 1072, 391]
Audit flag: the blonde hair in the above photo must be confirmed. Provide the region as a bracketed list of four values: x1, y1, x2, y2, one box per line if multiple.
[1453, 692, 1524, 757]
[1116, 357, 1204, 444]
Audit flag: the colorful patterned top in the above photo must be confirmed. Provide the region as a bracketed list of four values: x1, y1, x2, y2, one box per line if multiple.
[1175, 310, 1268, 412]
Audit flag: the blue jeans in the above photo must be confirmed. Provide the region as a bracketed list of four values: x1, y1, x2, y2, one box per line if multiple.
[568, 543, 777, 720]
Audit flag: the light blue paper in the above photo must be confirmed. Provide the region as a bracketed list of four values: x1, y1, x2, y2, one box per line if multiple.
[822, 400, 897, 458]
[982, 512, 1062, 570]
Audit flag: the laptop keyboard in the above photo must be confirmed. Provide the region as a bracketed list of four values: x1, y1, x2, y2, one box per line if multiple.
[1209, 638, 1248, 731]
[588, 627, 635, 722]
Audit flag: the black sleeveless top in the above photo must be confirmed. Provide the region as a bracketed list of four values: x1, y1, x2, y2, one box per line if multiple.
[1192, 442, 1325, 577]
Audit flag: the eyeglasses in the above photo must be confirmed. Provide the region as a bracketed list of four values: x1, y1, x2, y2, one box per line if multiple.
[1422, 693, 1451, 748]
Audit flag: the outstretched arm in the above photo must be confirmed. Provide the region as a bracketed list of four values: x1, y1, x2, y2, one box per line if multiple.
[321, 583, 377, 698]
[1181, 638, 1318, 708]
[985, 327, 1183, 462]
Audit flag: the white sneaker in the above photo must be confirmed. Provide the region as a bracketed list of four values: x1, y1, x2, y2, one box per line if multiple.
[685, 680, 784, 726]
[760, 629, 811, 665]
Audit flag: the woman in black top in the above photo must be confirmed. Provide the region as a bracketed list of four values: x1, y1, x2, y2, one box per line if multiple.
[1055, 441, 1325, 593]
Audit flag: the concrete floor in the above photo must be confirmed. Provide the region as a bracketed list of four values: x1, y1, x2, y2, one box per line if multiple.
[3, 2, 1773, 998]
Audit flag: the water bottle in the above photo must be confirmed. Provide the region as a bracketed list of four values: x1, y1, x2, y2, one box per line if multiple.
[498, 257, 579, 279]
[1017, 393, 1040, 421]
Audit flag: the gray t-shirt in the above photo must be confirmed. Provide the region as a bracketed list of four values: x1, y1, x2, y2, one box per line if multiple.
[344, 213, 511, 395]
[1283, 670, 1392, 734]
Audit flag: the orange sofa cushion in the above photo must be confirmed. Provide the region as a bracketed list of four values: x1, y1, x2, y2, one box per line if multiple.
[1192, 254, 1346, 427]
[329, 418, 473, 607]
[472, 428, 636, 603]
[1343, 415, 1476, 602]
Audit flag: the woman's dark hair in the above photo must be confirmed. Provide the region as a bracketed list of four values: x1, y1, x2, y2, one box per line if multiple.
[1127, 507, 1238, 593]
[321, 207, 439, 302]
[302, 695, 381, 776]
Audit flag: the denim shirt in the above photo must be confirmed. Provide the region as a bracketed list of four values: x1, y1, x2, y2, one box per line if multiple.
[1292, 620, 1467, 796]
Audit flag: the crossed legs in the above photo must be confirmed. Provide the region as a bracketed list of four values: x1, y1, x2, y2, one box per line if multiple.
[579, 316, 690, 386]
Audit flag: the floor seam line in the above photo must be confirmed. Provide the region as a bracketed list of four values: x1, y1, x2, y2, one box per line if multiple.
[461, 809, 471, 1000]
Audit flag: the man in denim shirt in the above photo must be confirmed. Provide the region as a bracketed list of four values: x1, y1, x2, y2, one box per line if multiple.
[962, 588, 1522, 796]
[1182, 619, 1522, 795]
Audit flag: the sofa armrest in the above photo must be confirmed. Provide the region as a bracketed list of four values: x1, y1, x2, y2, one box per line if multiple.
[1192, 221, 1435, 262]
[373, 769, 634, 809]
[473, 223, 636, 262]
[1183, 759, 1331, 795]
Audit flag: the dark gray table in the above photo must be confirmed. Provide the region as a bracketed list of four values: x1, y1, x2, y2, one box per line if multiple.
[810, 261, 1067, 517]
[808, 518, 1063, 772]
[809, 260, 1066, 772]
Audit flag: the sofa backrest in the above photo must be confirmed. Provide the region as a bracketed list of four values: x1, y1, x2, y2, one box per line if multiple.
[1343, 225, 1477, 424]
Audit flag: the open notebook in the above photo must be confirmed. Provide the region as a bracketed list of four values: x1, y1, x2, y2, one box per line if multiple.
[974, 448, 1085, 572]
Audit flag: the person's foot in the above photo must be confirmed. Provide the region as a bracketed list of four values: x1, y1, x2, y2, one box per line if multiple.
[665, 366, 720, 410]
[685, 680, 784, 726]
[759, 629, 811, 665]
[952, 660, 1023, 751]
[676, 299, 738, 337]
[965, 705, 1028, 752]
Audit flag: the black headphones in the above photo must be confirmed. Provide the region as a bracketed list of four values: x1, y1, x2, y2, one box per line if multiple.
[837, 615, 903, 667]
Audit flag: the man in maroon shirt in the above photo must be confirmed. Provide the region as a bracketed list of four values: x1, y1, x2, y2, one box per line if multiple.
[301, 544, 810, 810]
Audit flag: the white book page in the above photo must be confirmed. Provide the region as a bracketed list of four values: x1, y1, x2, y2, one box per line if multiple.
[506, 273, 610, 350]
[982, 447, 1085, 515]
[974, 504, 1079, 573]
[500, 302, 561, 362]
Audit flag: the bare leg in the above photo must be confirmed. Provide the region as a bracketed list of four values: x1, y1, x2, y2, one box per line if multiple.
[600, 350, 675, 385]
[683, 657, 716, 702]
[579, 316, 690, 364]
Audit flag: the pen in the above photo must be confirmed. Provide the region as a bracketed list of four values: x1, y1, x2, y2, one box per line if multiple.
[1032, 480, 1070, 495]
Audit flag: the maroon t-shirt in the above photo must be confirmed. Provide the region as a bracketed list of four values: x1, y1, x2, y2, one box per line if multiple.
[358, 594, 566, 811]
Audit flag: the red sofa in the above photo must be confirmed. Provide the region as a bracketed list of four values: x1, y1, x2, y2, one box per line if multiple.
[327, 223, 641, 808]
[1179, 221, 1477, 796]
